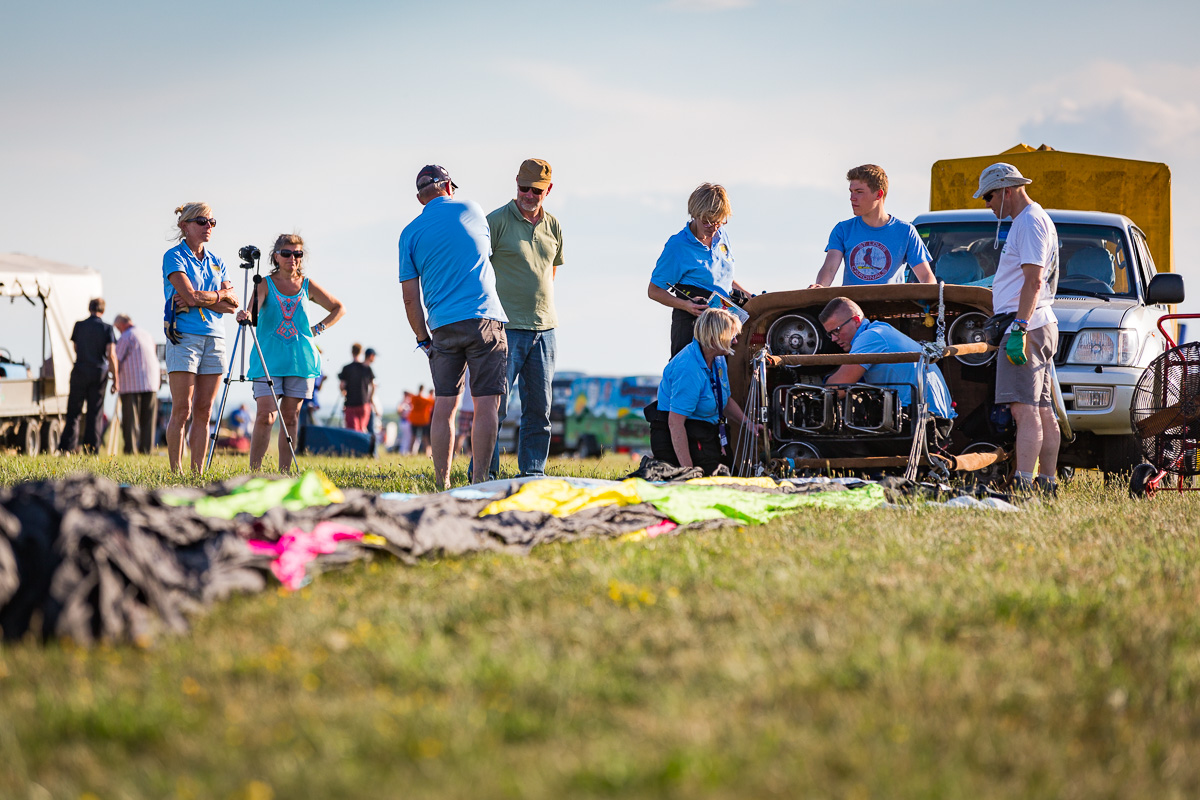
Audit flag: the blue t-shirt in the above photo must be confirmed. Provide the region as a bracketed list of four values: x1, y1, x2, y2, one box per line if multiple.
[657, 340, 730, 424]
[162, 241, 228, 337]
[649, 223, 735, 298]
[847, 320, 956, 418]
[826, 216, 931, 286]
[398, 196, 507, 331]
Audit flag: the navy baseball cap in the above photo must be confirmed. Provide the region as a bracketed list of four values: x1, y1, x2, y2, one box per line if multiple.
[364, 348, 377, 357]
[416, 165, 458, 191]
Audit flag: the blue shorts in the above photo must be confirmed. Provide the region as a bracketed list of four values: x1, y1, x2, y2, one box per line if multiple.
[253, 376, 315, 400]
[166, 333, 227, 375]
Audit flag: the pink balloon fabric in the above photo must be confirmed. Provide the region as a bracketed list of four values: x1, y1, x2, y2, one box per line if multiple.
[247, 522, 365, 590]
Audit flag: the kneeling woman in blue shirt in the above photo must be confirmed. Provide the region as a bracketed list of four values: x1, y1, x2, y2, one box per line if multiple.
[649, 308, 756, 474]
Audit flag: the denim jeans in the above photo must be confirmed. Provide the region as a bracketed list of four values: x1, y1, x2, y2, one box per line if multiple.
[490, 328, 557, 477]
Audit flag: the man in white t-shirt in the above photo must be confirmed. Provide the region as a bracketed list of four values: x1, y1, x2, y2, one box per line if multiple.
[976, 162, 1060, 497]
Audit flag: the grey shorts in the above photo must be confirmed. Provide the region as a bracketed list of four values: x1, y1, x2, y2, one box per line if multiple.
[430, 318, 508, 397]
[996, 322, 1057, 407]
[166, 332, 227, 375]
[253, 376, 315, 400]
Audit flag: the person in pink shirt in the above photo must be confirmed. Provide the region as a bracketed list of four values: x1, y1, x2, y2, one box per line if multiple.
[113, 314, 162, 454]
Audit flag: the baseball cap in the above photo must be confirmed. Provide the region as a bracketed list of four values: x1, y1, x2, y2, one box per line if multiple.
[973, 163, 1032, 198]
[364, 348, 377, 357]
[516, 158, 552, 190]
[416, 165, 458, 191]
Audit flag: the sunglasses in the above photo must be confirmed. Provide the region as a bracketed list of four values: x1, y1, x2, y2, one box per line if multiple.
[826, 316, 858, 337]
[188, 217, 217, 228]
[699, 218, 726, 229]
[982, 190, 998, 203]
[517, 185, 544, 196]
[277, 249, 304, 259]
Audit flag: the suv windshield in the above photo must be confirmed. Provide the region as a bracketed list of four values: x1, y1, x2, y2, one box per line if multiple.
[916, 221, 1137, 299]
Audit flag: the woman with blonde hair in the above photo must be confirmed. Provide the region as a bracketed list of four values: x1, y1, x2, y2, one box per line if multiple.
[163, 201, 239, 472]
[647, 183, 750, 358]
[237, 233, 344, 472]
[647, 308, 755, 474]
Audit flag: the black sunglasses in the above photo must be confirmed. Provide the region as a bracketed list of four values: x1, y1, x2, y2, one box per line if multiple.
[518, 185, 544, 196]
[982, 190, 997, 203]
[277, 249, 304, 259]
[188, 217, 217, 227]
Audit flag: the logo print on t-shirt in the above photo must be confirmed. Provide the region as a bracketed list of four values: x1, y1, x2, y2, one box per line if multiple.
[276, 295, 301, 340]
[848, 241, 892, 282]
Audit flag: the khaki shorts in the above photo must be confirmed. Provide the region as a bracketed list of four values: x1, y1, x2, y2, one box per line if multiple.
[996, 322, 1057, 407]
[430, 318, 508, 397]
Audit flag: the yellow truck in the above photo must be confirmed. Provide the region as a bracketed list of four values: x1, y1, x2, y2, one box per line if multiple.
[914, 144, 1186, 477]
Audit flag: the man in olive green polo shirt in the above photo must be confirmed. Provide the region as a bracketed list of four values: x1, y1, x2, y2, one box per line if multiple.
[486, 158, 565, 477]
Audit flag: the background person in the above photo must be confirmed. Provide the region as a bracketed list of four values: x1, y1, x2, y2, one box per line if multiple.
[809, 165, 936, 288]
[648, 308, 755, 475]
[486, 158, 564, 478]
[977, 163, 1061, 496]
[399, 164, 508, 490]
[163, 201, 239, 473]
[338, 343, 374, 432]
[648, 183, 749, 359]
[408, 385, 434, 454]
[113, 313, 159, 454]
[456, 368, 475, 455]
[239, 233, 344, 472]
[60, 297, 119, 454]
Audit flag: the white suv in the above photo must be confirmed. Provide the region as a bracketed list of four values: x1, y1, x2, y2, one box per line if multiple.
[913, 208, 1186, 477]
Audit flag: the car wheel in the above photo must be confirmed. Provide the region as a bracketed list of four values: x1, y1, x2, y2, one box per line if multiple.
[1129, 463, 1158, 499]
[42, 417, 63, 454]
[21, 419, 41, 456]
[578, 434, 602, 459]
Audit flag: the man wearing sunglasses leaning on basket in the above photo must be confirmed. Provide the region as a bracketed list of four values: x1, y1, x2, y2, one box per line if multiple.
[977, 163, 1061, 497]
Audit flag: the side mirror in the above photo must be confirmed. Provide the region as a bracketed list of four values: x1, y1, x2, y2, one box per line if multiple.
[1147, 273, 1185, 305]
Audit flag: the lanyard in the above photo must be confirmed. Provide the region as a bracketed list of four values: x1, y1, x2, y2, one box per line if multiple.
[708, 360, 728, 449]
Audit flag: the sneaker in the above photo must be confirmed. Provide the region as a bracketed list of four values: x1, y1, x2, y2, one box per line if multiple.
[1008, 475, 1036, 502]
[1034, 476, 1058, 500]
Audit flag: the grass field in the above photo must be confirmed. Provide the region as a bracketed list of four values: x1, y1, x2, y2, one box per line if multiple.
[2, 452, 1200, 799]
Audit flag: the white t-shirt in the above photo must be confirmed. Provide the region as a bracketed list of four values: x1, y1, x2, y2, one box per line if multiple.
[992, 202, 1060, 331]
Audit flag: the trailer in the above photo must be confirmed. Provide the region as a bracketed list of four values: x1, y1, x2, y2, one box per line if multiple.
[0, 253, 103, 454]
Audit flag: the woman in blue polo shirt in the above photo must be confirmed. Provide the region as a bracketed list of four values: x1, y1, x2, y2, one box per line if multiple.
[162, 201, 239, 473]
[649, 308, 756, 475]
[647, 183, 750, 358]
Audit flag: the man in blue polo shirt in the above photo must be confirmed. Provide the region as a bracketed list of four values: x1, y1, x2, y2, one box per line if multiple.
[400, 164, 508, 490]
[818, 297, 955, 420]
[810, 164, 936, 288]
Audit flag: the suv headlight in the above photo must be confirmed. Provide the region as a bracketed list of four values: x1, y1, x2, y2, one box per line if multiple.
[1068, 329, 1139, 366]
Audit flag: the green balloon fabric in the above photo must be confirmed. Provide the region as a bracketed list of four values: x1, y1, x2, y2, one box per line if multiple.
[163, 471, 345, 519]
[630, 479, 886, 524]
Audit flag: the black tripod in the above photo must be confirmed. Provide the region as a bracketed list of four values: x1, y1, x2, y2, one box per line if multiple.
[204, 247, 298, 472]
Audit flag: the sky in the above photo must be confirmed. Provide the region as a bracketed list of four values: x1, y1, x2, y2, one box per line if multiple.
[3, 0, 1199, 415]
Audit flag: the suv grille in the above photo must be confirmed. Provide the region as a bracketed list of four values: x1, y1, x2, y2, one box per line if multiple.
[1055, 332, 1075, 366]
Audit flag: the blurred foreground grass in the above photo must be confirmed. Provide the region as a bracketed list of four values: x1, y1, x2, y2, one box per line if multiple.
[2, 452, 1199, 799]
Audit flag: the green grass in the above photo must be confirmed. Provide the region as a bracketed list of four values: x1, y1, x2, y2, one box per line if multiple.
[2, 453, 1200, 799]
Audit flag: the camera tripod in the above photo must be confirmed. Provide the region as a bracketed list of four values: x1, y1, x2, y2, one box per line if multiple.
[204, 248, 299, 473]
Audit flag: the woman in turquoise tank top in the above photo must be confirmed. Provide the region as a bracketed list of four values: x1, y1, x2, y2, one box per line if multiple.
[237, 233, 344, 472]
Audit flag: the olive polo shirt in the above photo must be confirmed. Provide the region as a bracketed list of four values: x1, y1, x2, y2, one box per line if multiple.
[487, 200, 564, 331]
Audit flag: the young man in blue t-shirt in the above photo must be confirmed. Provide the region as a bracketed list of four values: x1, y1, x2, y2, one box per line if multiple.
[810, 164, 936, 288]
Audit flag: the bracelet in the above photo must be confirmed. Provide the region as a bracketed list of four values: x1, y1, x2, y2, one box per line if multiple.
[313, 322, 326, 335]
[1014, 318, 1028, 325]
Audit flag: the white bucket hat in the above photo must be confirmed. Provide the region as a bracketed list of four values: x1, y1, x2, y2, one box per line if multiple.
[973, 162, 1033, 198]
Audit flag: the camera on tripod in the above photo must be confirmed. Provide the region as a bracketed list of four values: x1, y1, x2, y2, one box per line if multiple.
[238, 244, 261, 264]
